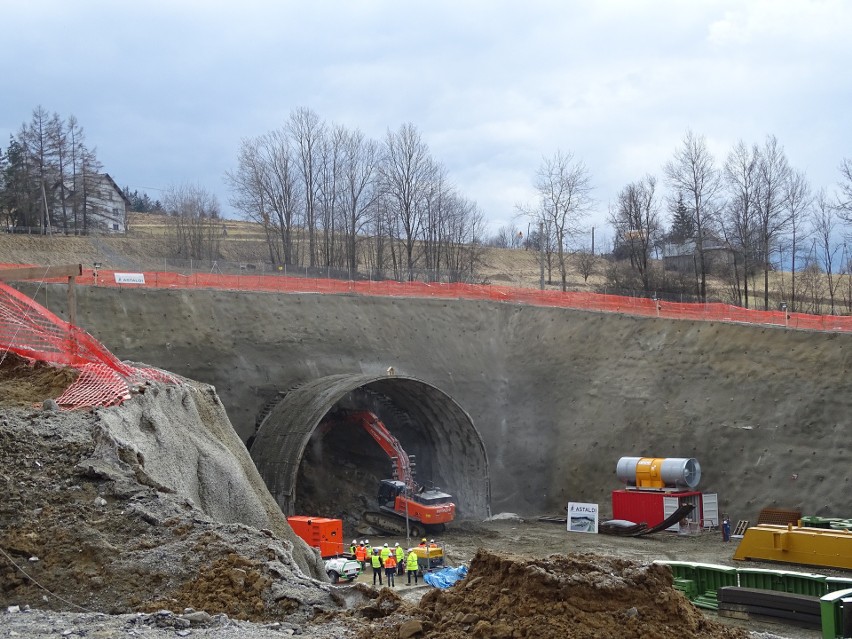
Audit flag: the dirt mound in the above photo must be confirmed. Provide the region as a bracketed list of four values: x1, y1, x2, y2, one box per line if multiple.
[360, 549, 748, 639]
[0, 381, 337, 623]
[0, 352, 77, 406]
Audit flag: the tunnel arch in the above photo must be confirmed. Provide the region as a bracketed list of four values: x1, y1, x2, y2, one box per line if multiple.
[250, 373, 491, 520]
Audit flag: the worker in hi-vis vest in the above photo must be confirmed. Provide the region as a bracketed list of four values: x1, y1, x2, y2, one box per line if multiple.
[370, 549, 383, 585]
[394, 543, 405, 576]
[380, 543, 391, 565]
[406, 549, 420, 585]
[355, 542, 367, 570]
[384, 551, 397, 587]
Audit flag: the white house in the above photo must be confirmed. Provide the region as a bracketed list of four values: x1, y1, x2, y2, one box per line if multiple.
[82, 173, 130, 233]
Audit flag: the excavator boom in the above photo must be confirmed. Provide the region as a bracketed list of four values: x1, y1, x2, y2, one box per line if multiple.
[339, 410, 455, 533]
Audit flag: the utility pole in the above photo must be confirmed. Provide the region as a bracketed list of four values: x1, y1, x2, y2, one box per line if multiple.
[591, 226, 595, 256]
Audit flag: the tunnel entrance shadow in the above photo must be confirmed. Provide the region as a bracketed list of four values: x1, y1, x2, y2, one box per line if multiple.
[250, 374, 491, 521]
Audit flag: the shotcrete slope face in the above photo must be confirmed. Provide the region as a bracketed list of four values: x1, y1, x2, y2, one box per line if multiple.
[249, 374, 489, 519]
[26, 284, 852, 522]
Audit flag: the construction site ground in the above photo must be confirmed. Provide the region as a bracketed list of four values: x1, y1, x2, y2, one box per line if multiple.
[0, 353, 815, 639]
[348, 518, 834, 638]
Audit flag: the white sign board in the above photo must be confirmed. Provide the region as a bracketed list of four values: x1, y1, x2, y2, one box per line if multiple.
[114, 273, 145, 284]
[567, 502, 599, 534]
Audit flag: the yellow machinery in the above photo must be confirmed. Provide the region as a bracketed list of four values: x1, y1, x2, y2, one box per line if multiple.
[733, 523, 852, 570]
[410, 544, 444, 573]
[616, 456, 702, 490]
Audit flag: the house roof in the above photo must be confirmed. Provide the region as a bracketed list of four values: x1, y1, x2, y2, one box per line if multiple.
[102, 173, 132, 207]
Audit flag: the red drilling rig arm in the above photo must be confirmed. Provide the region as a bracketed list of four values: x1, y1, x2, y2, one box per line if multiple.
[348, 411, 416, 492]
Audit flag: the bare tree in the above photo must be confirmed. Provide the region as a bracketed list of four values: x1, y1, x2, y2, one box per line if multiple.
[783, 169, 812, 311]
[19, 106, 56, 233]
[317, 124, 347, 268]
[797, 261, 825, 314]
[490, 226, 512, 248]
[287, 107, 325, 267]
[227, 131, 303, 266]
[811, 189, 843, 314]
[66, 115, 86, 233]
[754, 135, 792, 310]
[838, 157, 852, 220]
[163, 183, 221, 260]
[341, 129, 378, 273]
[381, 123, 435, 280]
[533, 150, 593, 291]
[441, 194, 486, 282]
[722, 140, 760, 307]
[574, 247, 595, 283]
[76, 143, 103, 235]
[664, 130, 723, 301]
[608, 175, 661, 292]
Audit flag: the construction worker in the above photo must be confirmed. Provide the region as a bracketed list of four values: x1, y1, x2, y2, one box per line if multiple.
[419, 538, 427, 547]
[406, 548, 420, 585]
[383, 549, 397, 587]
[370, 548, 383, 586]
[380, 542, 391, 566]
[365, 540, 372, 559]
[394, 542, 405, 576]
[349, 539, 357, 555]
[355, 542, 367, 570]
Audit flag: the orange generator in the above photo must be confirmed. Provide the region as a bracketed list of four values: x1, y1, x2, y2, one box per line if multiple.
[287, 516, 346, 558]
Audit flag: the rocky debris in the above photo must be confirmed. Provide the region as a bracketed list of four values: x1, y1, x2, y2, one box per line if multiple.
[0, 378, 333, 622]
[1, 606, 358, 638]
[358, 549, 750, 639]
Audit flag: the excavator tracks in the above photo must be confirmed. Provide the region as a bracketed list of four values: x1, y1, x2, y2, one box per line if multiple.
[362, 511, 425, 538]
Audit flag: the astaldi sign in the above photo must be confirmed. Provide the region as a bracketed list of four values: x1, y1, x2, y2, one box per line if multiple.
[567, 502, 599, 534]
[114, 273, 145, 285]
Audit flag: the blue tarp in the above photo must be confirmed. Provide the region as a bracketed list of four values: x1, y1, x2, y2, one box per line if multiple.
[423, 565, 468, 589]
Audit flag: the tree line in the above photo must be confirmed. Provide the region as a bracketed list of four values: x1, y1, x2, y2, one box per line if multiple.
[0, 106, 105, 234]
[494, 131, 852, 314]
[6, 104, 852, 310]
[226, 108, 486, 282]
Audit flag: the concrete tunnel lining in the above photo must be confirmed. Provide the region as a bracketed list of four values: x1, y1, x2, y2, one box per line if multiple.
[249, 373, 491, 520]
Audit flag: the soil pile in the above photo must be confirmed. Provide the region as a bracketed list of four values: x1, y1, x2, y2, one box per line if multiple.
[0, 363, 338, 624]
[362, 549, 749, 639]
[0, 352, 78, 406]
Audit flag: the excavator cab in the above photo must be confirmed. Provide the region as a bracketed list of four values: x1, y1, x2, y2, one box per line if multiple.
[377, 479, 406, 509]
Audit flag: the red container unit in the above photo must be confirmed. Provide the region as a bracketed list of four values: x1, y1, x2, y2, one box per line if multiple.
[611, 489, 704, 529]
[287, 516, 346, 558]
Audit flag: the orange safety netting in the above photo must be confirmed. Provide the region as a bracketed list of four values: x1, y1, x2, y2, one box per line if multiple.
[0, 281, 179, 409]
[84, 268, 852, 333]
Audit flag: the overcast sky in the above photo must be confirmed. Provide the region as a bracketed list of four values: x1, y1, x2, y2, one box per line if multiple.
[3, 1, 850, 242]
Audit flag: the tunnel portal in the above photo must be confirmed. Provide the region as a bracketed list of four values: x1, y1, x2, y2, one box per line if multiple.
[249, 374, 491, 524]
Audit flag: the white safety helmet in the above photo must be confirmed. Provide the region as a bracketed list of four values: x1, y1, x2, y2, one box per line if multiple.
[365, 539, 370, 544]
[429, 539, 435, 543]
[394, 542, 399, 546]
[352, 539, 357, 545]
[383, 543, 388, 547]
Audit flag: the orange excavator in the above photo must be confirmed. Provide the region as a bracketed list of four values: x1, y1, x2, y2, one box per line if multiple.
[342, 410, 455, 537]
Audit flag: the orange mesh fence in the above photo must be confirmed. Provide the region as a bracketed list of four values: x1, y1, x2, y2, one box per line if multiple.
[0, 281, 179, 409]
[83, 268, 852, 333]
